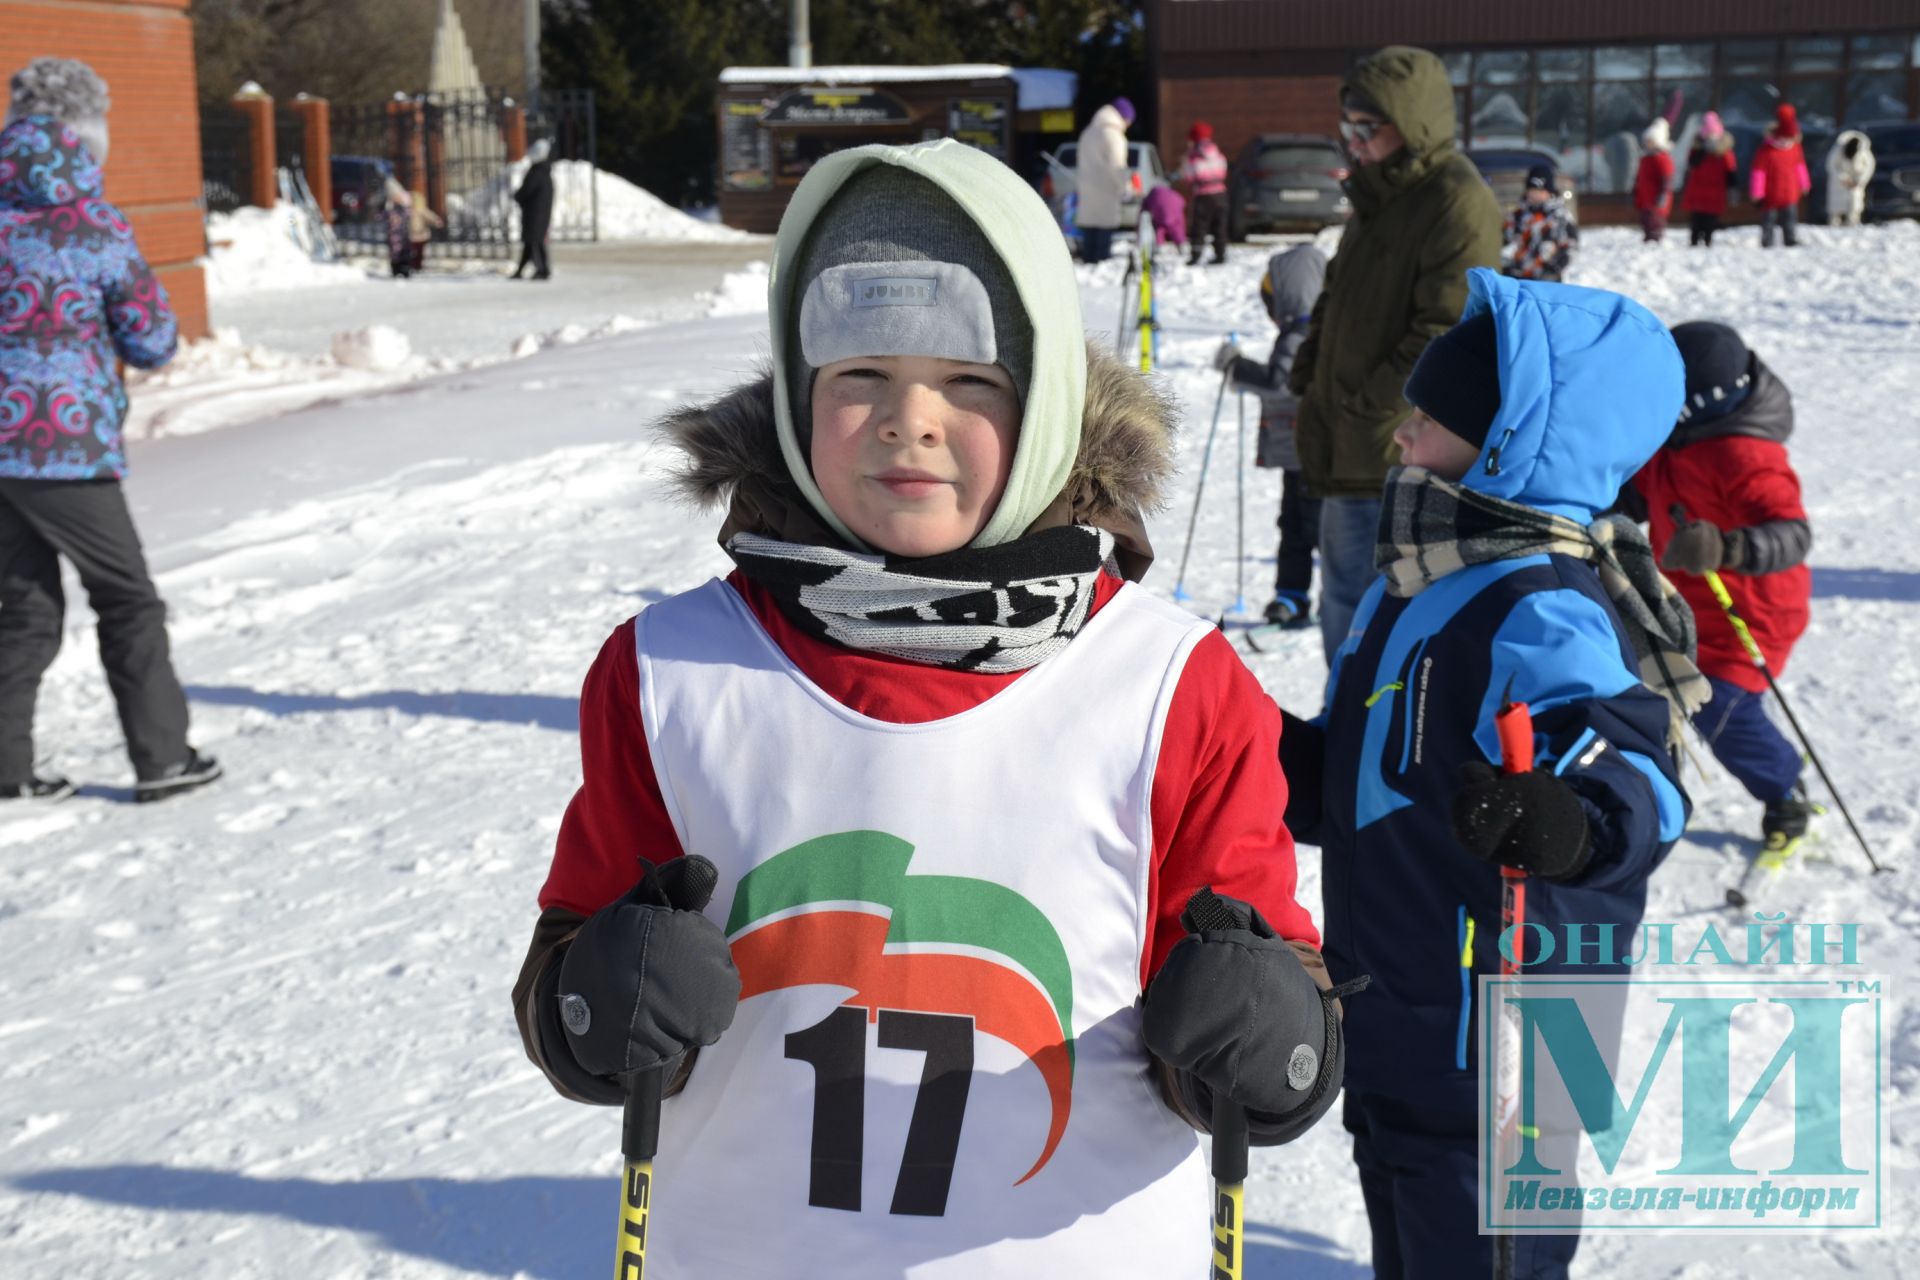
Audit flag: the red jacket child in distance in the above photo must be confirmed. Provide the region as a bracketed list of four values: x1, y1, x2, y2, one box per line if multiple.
[1630, 321, 1814, 851]
[1680, 110, 1739, 247]
[512, 141, 1345, 1277]
[1633, 117, 1675, 242]
[1750, 103, 1812, 247]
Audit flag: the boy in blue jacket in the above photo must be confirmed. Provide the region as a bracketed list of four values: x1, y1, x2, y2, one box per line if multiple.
[1281, 271, 1701, 1280]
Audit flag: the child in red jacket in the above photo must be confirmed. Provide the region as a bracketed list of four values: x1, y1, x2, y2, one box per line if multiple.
[1680, 111, 1738, 247]
[1630, 322, 1813, 853]
[511, 140, 1345, 1277]
[1751, 103, 1811, 248]
[1633, 118, 1675, 242]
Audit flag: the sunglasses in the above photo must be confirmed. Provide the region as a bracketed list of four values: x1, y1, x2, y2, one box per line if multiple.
[1339, 119, 1385, 145]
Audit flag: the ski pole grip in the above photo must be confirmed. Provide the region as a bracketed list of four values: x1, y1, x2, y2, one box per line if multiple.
[1211, 1089, 1249, 1184]
[1495, 699, 1534, 776]
[622, 1065, 666, 1163]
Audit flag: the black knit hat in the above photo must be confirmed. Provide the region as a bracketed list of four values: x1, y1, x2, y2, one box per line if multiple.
[1526, 162, 1555, 190]
[1403, 310, 1503, 449]
[1669, 321, 1754, 424]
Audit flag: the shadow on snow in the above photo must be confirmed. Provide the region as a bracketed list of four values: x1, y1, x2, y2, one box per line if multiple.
[185, 684, 578, 732]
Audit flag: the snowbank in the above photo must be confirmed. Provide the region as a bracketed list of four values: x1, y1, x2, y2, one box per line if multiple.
[455, 158, 759, 242]
[203, 205, 369, 297]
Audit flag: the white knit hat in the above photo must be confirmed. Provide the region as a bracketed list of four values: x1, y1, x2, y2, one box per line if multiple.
[8, 57, 111, 162]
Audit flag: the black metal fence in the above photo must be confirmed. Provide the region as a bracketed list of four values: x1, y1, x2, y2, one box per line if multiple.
[327, 88, 598, 261]
[199, 110, 253, 215]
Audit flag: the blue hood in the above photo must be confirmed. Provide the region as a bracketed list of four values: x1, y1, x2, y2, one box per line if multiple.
[1456, 269, 1682, 522]
[0, 114, 104, 210]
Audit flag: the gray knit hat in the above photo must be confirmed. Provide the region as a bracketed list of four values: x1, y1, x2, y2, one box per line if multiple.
[7, 57, 110, 163]
[787, 165, 1032, 437]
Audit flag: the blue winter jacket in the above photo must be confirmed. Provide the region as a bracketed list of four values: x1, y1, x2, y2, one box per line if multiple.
[1313, 270, 1689, 1112]
[0, 115, 177, 480]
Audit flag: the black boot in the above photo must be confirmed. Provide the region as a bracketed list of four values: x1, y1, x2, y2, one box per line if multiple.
[1761, 783, 1812, 853]
[135, 749, 222, 804]
[0, 775, 75, 803]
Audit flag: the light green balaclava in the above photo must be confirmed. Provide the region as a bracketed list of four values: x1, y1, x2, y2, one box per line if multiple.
[768, 140, 1086, 550]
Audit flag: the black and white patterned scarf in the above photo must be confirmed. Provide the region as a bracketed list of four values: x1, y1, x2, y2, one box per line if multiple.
[1376, 466, 1709, 745]
[727, 525, 1117, 673]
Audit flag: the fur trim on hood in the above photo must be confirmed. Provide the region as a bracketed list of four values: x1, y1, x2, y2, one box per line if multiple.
[659, 342, 1177, 580]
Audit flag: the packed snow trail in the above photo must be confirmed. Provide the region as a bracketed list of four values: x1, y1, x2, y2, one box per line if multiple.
[0, 225, 1915, 1276]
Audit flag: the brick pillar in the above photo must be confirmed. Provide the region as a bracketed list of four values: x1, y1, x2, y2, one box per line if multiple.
[386, 95, 426, 193]
[426, 121, 448, 221]
[291, 94, 333, 222]
[502, 102, 527, 163]
[232, 81, 276, 208]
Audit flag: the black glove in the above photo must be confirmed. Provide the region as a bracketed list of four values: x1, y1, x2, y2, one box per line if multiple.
[1660, 518, 1745, 574]
[1142, 888, 1348, 1129]
[554, 854, 741, 1080]
[1450, 762, 1592, 881]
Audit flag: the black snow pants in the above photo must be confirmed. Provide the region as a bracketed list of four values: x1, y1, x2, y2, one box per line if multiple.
[0, 478, 190, 783]
[1188, 192, 1228, 263]
[1345, 1090, 1581, 1280]
[1276, 468, 1321, 598]
[513, 237, 551, 279]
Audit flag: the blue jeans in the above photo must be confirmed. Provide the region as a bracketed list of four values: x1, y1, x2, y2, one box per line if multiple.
[1693, 675, 1801, 802]
[1318, 495, 1383, 664]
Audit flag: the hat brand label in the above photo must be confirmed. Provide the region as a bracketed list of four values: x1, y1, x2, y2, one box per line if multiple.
[851, 276, 940, 307]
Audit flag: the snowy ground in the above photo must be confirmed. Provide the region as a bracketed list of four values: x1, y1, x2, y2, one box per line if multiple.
[1, 222, 1916, 1277]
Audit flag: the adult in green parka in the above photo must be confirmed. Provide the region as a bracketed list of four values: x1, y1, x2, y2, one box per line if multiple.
[1289, 46, 1501, 661]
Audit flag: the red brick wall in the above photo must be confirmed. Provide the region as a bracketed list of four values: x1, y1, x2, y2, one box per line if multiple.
[2, 0, 208, 339]
[1159, 74, 1345, 170]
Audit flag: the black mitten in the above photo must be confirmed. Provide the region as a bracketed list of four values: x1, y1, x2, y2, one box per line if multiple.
[553, 855, 741, 1080]
[1450, 762, 1592, 881]
[1142, 888, 1348, 1125]
[1659, 519, 1727, 574]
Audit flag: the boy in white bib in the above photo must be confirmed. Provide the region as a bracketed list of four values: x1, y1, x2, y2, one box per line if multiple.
[512, 140, 1348, 1276]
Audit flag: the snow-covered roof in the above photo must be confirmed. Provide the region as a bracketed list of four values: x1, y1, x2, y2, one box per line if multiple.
[720, 65, 1079, 111]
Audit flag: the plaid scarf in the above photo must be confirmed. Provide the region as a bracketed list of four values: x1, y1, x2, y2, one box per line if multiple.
[727, 525, 1116, 673]
[1376, 467, 1709, 745]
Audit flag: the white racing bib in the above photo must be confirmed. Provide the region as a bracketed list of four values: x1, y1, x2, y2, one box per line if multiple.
[634, 578, 1216, 1277]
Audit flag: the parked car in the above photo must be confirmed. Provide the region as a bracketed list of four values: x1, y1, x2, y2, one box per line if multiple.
[1466, 147, 1580, 222]
[1039, 140, 1166, 233]
[1227, 134, 1350, 236]
[331, 155, 396, 224]
[1859, 120, 1920, 223]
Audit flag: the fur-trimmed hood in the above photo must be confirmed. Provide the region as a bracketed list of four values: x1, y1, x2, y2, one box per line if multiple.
[659, 342, 1178, 580]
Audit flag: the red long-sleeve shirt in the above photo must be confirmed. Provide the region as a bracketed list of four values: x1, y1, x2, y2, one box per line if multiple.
[538, 570, 1317, 988]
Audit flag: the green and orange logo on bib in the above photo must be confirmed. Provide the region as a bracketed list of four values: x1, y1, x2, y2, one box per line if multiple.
[725, 830, 1076, 1182]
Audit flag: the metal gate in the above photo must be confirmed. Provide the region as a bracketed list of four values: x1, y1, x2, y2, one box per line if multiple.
[326, 88, 597, 261]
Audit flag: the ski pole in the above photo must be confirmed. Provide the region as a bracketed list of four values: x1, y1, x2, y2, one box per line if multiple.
[1702, 566, 1886, 874]
[1171, 334, 1237, 604]
[1116, 248, 1136, 354]
[615, 1067, 663, 1280]
[1491, 688, 1533, 1280]
[611, 856, 722, 1280]
[1211, 1089, 1248, 1280]
[1669, 507, 1889, 876]
[1231, 385, 1248, 617]
[1179, 886, 1248, 1280]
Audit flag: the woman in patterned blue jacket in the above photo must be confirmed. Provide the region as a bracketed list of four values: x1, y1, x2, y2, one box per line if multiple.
[0, 58, 218, 803]
[1281, 270, 1699, 1279]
